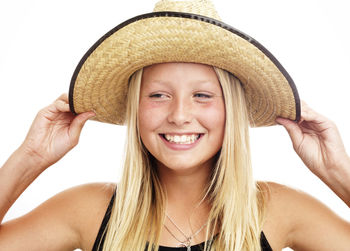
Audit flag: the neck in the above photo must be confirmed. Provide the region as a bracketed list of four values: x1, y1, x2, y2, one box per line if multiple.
[159, 164, 211, 206]
[157, 163, 214, 244]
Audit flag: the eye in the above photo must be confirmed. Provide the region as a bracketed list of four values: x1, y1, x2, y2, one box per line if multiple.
[193, 93, 213, 99]
[148, 93, 170, 99]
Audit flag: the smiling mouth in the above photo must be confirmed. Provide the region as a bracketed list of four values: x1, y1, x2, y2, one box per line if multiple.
[160, 134, 203, 144]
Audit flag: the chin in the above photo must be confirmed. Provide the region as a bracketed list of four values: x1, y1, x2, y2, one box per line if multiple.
[157, 158, 211, 173]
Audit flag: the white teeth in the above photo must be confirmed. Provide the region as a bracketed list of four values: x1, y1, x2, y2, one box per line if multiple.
[164, 134, 200, 144]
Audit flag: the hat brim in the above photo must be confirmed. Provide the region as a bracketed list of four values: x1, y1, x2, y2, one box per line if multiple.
[69, 11, 300, 127]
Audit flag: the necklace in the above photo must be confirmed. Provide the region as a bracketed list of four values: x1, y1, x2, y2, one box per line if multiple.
[164, 213, 208, 251]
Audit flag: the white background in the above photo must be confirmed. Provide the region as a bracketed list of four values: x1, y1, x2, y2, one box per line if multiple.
[0, 0, 349, 250]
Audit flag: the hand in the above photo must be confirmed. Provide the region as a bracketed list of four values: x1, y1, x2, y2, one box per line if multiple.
[276, 101, 350, 181]
[20, 94, 95, 170]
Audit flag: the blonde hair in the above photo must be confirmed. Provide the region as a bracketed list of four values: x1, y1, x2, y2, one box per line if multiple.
[102, 66, 265, 251]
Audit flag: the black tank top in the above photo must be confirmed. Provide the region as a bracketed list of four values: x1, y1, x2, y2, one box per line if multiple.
[92, 194, 273, 251]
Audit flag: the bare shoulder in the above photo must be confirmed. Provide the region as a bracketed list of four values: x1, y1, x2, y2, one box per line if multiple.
[258, 181, 350, 250]
[0, 182, 116, 251]
[257, 181, 296, 250]
[48, 182, 116, 250]
[52, 182, 116, 212]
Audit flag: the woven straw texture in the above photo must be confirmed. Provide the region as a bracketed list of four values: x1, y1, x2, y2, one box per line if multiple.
[154, 0, 221, 20]
[70, 0, 299, 127]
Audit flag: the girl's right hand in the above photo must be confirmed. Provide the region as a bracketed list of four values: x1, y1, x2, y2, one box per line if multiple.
[20, 93, 95, 170]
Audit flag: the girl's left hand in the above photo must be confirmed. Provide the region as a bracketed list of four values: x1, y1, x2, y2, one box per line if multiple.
[276, 101, 350, 184]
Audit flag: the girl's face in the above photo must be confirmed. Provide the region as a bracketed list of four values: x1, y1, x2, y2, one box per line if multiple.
[139, 63, 225, 172]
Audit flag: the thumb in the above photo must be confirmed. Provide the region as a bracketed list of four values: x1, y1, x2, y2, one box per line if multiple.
[69, 111, 96, 146]
[276, 117, 303, 149]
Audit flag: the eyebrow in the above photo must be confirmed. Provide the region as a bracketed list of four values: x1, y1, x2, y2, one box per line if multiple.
[142, 80, 221, 97]
[144, 80, 171, 86]
[192, 80, 219, 87]
[145, 79, 219, 86]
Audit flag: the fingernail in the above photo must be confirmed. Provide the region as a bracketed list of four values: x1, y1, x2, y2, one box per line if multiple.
[275, 117, 283, 125]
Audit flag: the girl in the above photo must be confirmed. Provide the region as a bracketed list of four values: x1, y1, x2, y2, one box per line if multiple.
[1, 1, 349, 250]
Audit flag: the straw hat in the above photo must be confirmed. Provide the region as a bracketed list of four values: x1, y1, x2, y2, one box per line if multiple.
[69, 0, 300, 127]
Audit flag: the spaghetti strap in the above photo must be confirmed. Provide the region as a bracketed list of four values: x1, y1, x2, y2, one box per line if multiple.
[260, 231, 273, 251]
[92, 193, 273, 251]
[92, 192, 115, 251]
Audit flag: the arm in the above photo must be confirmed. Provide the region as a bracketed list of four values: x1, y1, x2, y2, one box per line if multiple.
[276, 101, 350, 207]
[0, 94, 96, 250]
[274, 102, 350, 249]
[262, 182, 350, 251]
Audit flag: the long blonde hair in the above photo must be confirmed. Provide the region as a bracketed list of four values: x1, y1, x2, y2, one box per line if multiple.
[102, 65, 265, 251]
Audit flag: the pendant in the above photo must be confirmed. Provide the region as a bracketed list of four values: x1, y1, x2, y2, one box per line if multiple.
[185, 240, 191, 251]
[179, 241, 191, 251]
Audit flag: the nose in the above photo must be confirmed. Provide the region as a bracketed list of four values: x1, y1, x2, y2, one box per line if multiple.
[167, 96, 193, 126]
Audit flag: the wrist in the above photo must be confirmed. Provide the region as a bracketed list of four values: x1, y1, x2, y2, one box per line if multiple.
[0, 146, 48, 208]
[328, 154, 350, 179]
[15, 143, 50, 172]
[324, 155, 350, 206]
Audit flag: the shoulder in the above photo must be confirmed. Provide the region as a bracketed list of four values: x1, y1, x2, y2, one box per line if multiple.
[257, 181, 296, 250]
[0, 182, 116, 251]
[258, 181, 350, 250]
[53, 182, 116, 208]
[39, 182, 116, 222]
[53, 182, 116, 250]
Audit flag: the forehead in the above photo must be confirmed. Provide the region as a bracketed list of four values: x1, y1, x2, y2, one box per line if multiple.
[141, 62, 220, 88]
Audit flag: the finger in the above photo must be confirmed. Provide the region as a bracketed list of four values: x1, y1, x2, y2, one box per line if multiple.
[69, 111, 96, 145]
[56, 93, 68, 103]
[300, 101, 326, 124]
[54, 99, 70, 112]
[276, 117, 303, 148]
[300, 101, 335, 132]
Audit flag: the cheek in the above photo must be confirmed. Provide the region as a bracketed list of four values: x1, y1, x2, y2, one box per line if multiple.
[138, 101, 167, 135]
[197, 102, 226, 132]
